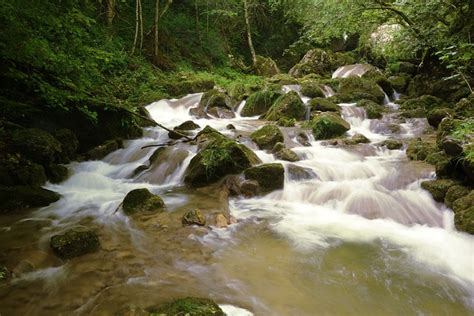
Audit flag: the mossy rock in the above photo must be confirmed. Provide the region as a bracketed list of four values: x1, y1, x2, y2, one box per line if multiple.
[300, 80, 324, 98]
[0, 185, 60, 212]
[357, 99, 385, 119]
[305, 112, 350, 140]
[264, 91, 306, 121]
[436, 118, 462, 147]
[424, 151, 456, 178]
[401, 95, 444, 111]
[388, 75, 408, 93]
[454, 95, 474, 118]
[250, 125, 284, 150]
[87, 139, 123, 160]
[361, 70, 393, 96]
[309, 98, 340, 112]
[274, 148, 299, 162]
[241, 89, 283, 117]
[337, 77, 385, 104]
[254, 55, 280, 77]
[122, 188, 165, 215]
[452, 191, 474, 234]
[289, 48, 334, 78]
[50, 228, 100, 259]
[343, 133, 370, 145]
[199, 89, 232, 109]
[406, 139, 436, 161]
[400, 108, 426, 118]
[276, 117, 296, 127]
[427, 108, 454, 128]
[445, 185, 470, 209]
[380, 139, 403, 150]
[46, 164, 69, 184]
[54, 129, 79, 163]
[420, 179, 458, 202]
[332, 52, 356, 68]
[184, 128, 261, 187]
[0, 159, 46, 186]
[182, 209, 206, 226]
[12, 128, 62, 164]
[244, 163, 284, 193]
[169, 121, 200, 140]
[268, 74, 298, 85]
[167, 79, 215, 97]
[148, 297, 224, 316]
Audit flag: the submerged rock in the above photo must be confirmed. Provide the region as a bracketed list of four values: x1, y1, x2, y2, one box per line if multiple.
[452, 191, 474, 234]
[241, 89, 282, 117]
[182, 209, 206, 226]
[287, 164, 317, 181]
[0, 185, 60, 212]
[122, 188, 165, 215]
[305, 113, 350, 140]
[379, 139, 403, 150]
[50, 228, 100, 259]
[148, 297, 225, 316]
[344, 133, 370, 145]
[420, 179, 458, 202]
[264, 91, 306, 121]
[240, 179, 260, 197]
[250, 125, 284, 150]
[244, 163, 284, 193]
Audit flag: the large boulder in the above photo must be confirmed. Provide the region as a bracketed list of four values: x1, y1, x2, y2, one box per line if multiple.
[0, 185, 60, 212]
[244, 163, 284, 193]
[445, 185, 470, 209]
[357, 99, 385, 119]
[305, 113, 350, 140]
[184, 127, 261, 187]
[54, 129, 79, 163]
[264, 91, 306, 121]
[300, 80, 325, 98]
[337, 77, 386, 104]
[289, 49, 335, 78]
[452, 191, 474, 234]
[420, 179, 458, 202]
[400, 95, 444, 112]
[122, 188, 165, 215]
[254, 55, 280, 77]
[309, 98, 340, 113]
[388, 75, 408, 93]
[250, 125, 284, 150]
[12, 128, 62, 164]
[194, 89, 235, 119]
[148, 297, 225, 316]
[0, 159, 47, 186]
[406, 139, 436, 161]
[50, 228, 100, 259]
[241, 89, 283, 117]
[427, 108, 454, 128]
[166, 78, 215, 97]
[87, 139, 123, 160]
[454, 95, 474, 118]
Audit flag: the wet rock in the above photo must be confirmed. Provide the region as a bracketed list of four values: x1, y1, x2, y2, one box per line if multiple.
[169, 120, 201, 139]
[445, 185, 470, 209]
[406, 139, 436, 161]
[361, 69, 394, 96]
[380, 139, 403, 150]
[305, 112, 350, 140]
[254, 55, 280, 77]
[401, 95, 444, 112]
[0, 159, 47, 186]
[133, 164, 149, 176]
[420, 179, 458, 202]
[427, 108, 454, 128]
[0, 185, 60, 212]
[166, 78, 215, 97]
[442, 137, 464, 157]
[289, 48, 334, 78]
[250, 125, 284, 150]
[462, 148, 474, 184]
[50, 228, 100, 259]
[241, 88, 282, 117]
[344, 133, 370, 145]
[199, 89, 232, 109]
[300, 80, 324, 98]
[309, 98, 340, 112]
[207, 107, 235, 119]
[264, 91, 306, 121]
[87, 139, 123, 160]
[46, 164, 68, 184]
[337, 77, 386, 104]
[209, 213, 229, 228]
[240, 179, 260, 197]
[182, 209, 206, 226]
[297, 132, 311, 146]
[400, 108, 426, 118]
[274, 148, 299, 162]
[357, 99, 384, 119]
[268, 73, 298, 85]
[436, 118, 462, 147]
[388, 75, 408, 93]
[387, 123, 401, 134]
[54, 128, 79, 163]
[244, 163, 284, 193]
[148, 297, 225, 316]
[184, 127, 261, 187]
[12, 128, 62, 164]
[287, 164, 317, 181]
[122, 188, 165, 215]
[226, 124, 236, 130]
[452, 191, 474, 234]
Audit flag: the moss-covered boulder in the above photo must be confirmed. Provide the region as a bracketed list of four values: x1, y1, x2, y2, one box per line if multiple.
[167, 78, 215, 97]
[264, 91, 306, 121]
[424, 151, 456, 178]
[241, 89, 283, 117]
[182, 209, 206, 226]
[54, 129, 79, 163]
[0, 158, 47, 186]
[148, 297, 224, 316]
[337, 77, 386, 104]
[420, 179, 458, 202]
[0, 185, 60, 212]
[277, 117, 297, 127]
[12, 128, 62, 164]
[362, 69, 393, 96]
[452, 191, 474, 234]
[454, 95, 474, 118]
[184, 128, 261, 187]
[300, 80, 325, 98]
[441, 137, 464, 157]
[343, 133, 370, 145]
[445, 185, 470, 209]
[46, 164, 69, 184]
[427, 108, 454, 128]
[244, 163, 284, 193]
[254, 55, 280, 77]
[169, 121, 200, 139]
[305, 113, 350, 140]
[380, 139, 403, 150]
[122, 188, 165, 215]
[272, 143, 299, 162]
[289, 48, 334, 78]
[357, 99, 385, 119]
[310, 98, 340, 112]
[250, 125, 284, 150]
[268, 74, 298, 85]
[406, 139, 436, 161]
[50, 228, 99, 259]
[199, 89, 233, 109]
[401, 95, 444, 112]
[436, 118, 463, 147]
[87, 139, 123, 160]
[388, 75, 408, 93]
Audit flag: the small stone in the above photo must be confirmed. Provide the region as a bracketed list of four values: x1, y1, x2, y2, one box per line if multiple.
[182, 209, 206, 226]
[214, 213, 228, 228]
[380, 139, 403, 150]
[226, 124, 236, 130]
[0, 266, 11, 282]
[122, 188, 165, 215]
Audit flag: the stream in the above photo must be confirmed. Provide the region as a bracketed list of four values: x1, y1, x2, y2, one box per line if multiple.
[0, 72, 473, 315]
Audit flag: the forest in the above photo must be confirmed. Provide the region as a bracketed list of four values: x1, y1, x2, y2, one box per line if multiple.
[0, 0, 473, 315]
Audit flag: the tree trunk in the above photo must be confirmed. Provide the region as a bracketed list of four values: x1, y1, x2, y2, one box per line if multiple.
[138, 0, 143, 51]
[154, 0, 160, 59]
[105, 0, 115, 26]
[244, 0, 257, 67]
[131, 0, 139, 55]
[195, 0, 201, 44]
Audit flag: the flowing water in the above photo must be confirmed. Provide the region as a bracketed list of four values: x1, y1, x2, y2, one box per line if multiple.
[1, 81, 473, 315]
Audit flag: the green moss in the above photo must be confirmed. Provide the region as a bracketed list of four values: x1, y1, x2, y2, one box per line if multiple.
[182, 209, 206, 226]
[277, 117, 296, 127]
[357, 99, 385, 119]
[421, 179, 458, 202]
[401, 95, 444, 111]
[406, 139, 436, 161]
[309, 98, 340, 112]
[265, 91, 306, 121]
[250, 125, 284, 150]
[388, 75, 408, 93]
[300, 80, 324, 98]
[338, 77, 386, 104]
[122, 188, 165, 215]
[452, 191, 474, 234]
[254, 55, 280, 77]
[268, 74, 298, 85]
[50, 228, 100, 259]
[199, 89, 230, 109]
[149, 297, 224, 316]
[380, 139, 403, 150]
[244, 163, 284, 192]
[427, 108, 454, 128]
[241, 89, 283, 117]
[445, 185, 470, 209]
[305, 113, 350, 140]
